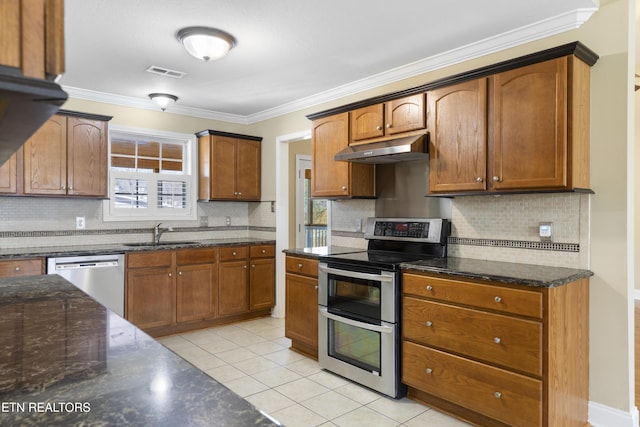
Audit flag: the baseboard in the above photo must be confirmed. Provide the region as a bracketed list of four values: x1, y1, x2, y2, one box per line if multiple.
[589, 401, 639, 427]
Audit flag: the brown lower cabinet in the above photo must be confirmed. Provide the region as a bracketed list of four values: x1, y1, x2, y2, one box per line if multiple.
[284, 255, 319, 359]
[401, 271, 589, 427]
[126, 244, 275, 336]
[0, 258, 45, 277]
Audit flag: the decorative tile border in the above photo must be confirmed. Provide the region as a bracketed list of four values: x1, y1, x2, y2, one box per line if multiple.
[0, 226, 275, 239]
[449, 237, 579, 253]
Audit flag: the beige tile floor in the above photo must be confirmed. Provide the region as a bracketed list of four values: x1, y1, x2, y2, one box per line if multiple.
[158, 316, 471, 427]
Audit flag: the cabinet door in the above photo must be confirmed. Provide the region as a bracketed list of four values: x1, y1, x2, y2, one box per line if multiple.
[127, 267, 176, 329]
[385, 94, 425, 135]
[285, 273, 318, 351]
[67, 117, 108, 197]
[0, 258, 44, 277]
[177, 263, 217, 322]
[66, 298, 107, 376]
[311, 112, 350, 198]
[235, 139, 261, 200]
[350, 104, 385, 142]
[210, 136, 237, 199]
[250, 258, 275, 310]
[23, 115, 67, 195]
[0, 151, 17, 194]
[428, 79, 487, 193]
[491, 58, 568, 190]
[218, 261, 248, 316]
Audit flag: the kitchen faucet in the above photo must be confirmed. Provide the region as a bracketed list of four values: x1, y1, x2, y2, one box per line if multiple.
[153, 223, 173, 244]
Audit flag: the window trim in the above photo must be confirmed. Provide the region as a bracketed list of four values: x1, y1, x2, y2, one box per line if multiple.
[103, 125, 198, 222]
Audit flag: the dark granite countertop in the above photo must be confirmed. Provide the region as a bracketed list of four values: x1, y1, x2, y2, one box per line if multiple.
[0, 275, 280, 426]
[401, 256, 593, 288]
[282, 246, 365, 260]
[0, 238, 276, 259]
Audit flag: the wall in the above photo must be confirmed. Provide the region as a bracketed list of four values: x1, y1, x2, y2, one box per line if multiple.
[0, 0, 633, 420]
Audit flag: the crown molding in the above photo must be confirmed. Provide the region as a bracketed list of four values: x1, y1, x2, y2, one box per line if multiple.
[63, 5, 597, 125]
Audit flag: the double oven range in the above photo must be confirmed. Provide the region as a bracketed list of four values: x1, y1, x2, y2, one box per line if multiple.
[318, 217, 449, 398]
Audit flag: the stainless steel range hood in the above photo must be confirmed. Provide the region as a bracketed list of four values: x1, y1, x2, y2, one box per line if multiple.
[0, 71, 68, 166]
[334, 133, 428, 164]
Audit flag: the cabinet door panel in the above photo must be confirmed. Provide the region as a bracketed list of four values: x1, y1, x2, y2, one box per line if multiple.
[210, 136, 237, 199]
[386, 94, 425, 135]
[0, 151, 17, 194]
[428, 79, 487, 192]
[67, 117, 107, 196]
[218, 261, 248, 316]
[350, 104, 384, 142]
[177, 264, 216, 322]
[491, 58, 567, 190]
[127, 267, 176, 329]
[311, 113, 350, 198]
[250, 258, 275, 310]
[285, 273, 318, 350]
[23, 115, 67, 195]
[236, 139, 261, 200]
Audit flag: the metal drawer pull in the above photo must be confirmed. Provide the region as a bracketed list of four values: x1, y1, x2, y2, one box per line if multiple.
[494, 391, 502, 399]
[494, 296, 502, 303]
[298, 263, 303, 268]
[425, 368, 433, 374]
[232, 251, 237, 256]
[425, 321, 433, 327]
[493, 337, 501, 344]
[426, 285, 433, 291]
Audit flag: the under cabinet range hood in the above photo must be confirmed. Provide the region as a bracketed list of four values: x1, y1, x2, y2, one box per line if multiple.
[334, 133, 428, 164]
[0, 71, 68, 166]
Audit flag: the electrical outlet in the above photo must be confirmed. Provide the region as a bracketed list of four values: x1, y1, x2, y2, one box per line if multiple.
[355, 218, 362, 233]
[539, 222, 552, 242]
[199, 216, 208, 227]
[76, 216, 86, 230]
[225, 216, 231, 226]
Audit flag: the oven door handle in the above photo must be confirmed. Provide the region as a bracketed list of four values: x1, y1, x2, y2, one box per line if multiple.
[319, 307, 394, 334]
[318, 265, 394, 283]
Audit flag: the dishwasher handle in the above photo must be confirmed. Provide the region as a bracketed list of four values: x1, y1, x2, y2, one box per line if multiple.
[55, 260, 120, 270]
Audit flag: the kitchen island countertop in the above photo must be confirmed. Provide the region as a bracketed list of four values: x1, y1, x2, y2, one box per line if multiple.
[0, 274, 279, 426]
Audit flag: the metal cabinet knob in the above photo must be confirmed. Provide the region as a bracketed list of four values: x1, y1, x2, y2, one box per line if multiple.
[237, 192, 242, 196]
[15, 266, 20, 271]
[261, 249, 266, 253]
[493, 337, 501, 344]
[426, 285, 433, 291]
[251, 264, 256, 268]
[494, 391, 502, 399]
[492, 176, 501, 182]
[426, 368, 433, 374]
[376, 125, 383, 131]
[314, 285, 318, 290]
[341, 186, 347, 191]
[178, 271, 182, 276]
[425, 321, 433, 327]
[168, 272, 172, 277]
[232, 251, 237, 256]
[386, 123, 392, 128]
[494, 296, 502, 303]
[476, 177, 483, 182]
[298, 263, 303, 269]
[243, 265, 247, 269]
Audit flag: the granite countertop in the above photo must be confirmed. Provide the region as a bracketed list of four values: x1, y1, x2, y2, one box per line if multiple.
[401, 256, 594, 288]
[282, 245, 365, 259]
[0, 238, 276, 259]
[0, 275, 280, 426]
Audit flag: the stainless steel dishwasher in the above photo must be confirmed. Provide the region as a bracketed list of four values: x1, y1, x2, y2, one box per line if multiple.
[47, 254, 125, 316]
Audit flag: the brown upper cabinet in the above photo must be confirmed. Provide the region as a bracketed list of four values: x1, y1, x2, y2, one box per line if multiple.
[428, 56, 590, 194]
[311, 112, 375, 199]
[0, 0, 65, 79]
[23, 112, 110, 197]
[350, 94, 426, 144]
[197, 130, 262, 201]
[0, 111, 111, 197]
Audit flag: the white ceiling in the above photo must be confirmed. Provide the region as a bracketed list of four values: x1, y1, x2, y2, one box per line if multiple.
[59, 0, 599, 124]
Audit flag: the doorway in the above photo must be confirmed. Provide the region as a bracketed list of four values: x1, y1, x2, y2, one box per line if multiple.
[295, 155, 327, 248]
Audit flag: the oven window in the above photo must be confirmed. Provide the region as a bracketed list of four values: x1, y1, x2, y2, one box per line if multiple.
[328, 318, 381, 374]
[328, 274, 381, 322]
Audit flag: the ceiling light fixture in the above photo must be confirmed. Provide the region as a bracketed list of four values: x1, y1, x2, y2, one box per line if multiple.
[148, 93, 178, 111]
[176, 26, 236, 62]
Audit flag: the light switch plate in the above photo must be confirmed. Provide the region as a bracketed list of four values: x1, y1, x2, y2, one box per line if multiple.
[539, 222, 552, 242]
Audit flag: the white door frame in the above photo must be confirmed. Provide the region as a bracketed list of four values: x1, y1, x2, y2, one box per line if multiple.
[273, 129, 311, 318]
[295, 155, 312, 248]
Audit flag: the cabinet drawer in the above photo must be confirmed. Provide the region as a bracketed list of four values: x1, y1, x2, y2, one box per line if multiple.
[285, 256, 319, 277]
[219, 246, 248, 261]
[176, 248, 217, 265]
[403, 273, 543, 319]
[127, 251, 174, 268]
[403, 341, 542, 427]
[250, 245, 275, 258]
[0, 258, 44, 277]
[403, 297, 542, 376]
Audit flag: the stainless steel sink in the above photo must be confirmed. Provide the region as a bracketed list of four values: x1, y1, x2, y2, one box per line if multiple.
[124, 241, 198, 247]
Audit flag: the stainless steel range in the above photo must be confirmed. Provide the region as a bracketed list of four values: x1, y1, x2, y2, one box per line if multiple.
[317, 217, 449, 398]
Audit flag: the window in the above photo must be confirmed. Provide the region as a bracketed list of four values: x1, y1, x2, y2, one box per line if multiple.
[103, 126, 197, 221]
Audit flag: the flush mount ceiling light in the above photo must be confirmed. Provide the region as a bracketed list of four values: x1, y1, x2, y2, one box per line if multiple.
[176, 26, 236, 62]
[148, 93, 178, 111]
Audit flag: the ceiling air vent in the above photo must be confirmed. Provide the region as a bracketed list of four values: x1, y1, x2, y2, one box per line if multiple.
[145, 65, 187, 79]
